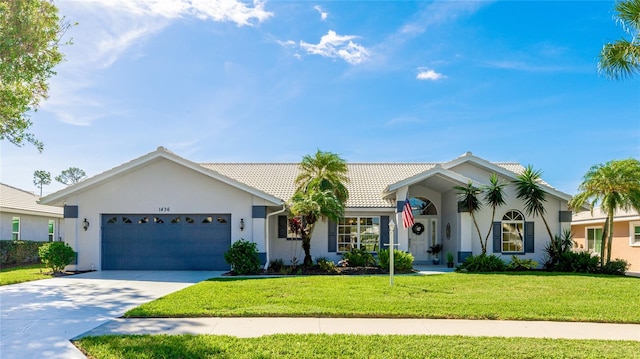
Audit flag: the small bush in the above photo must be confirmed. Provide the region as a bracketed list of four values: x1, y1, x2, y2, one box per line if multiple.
[543, 229, 575, 269]
[507, 255, 538, 271]
[269, 258, 284, 272]
[1, 240, 43, 265]
[38, 242, 75, 273]
[316, 257, 337, 273]
[377, 249, 414, 272]
[554, 251, 599, 273]
[600, 259, 630, 275]
[341, 248, 375, 267]
[224, 239, 261, 275]
[458, 254, 506, 272]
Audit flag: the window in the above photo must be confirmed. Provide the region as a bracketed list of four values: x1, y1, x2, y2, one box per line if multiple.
[12, 217, 20, 240]
[630, 222, 640, 246]
[410, 197, 438, 215]
[48, 220, 55, 242]
[287, 217, 303, 240]
[502, 210, 524, 252]
[337, 217, 380, 252]
[586, 227, 604, 253]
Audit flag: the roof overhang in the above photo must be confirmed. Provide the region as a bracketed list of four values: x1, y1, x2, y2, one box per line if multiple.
[40, 147, 284, 207]
[384, 165, 478, 197]
[0, 206, 63, 218]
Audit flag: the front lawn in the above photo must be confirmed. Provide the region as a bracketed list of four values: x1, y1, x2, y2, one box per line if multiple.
[75, 334, 640, 359]
[126, 272, 640, 323]
[0, 264, 51, 286]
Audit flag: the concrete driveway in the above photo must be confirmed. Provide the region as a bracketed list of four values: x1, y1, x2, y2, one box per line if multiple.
[0, 270, 222, 359]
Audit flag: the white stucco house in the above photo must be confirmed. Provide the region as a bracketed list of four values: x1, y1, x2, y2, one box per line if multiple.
[39, 147, 573, 271]
[1, 183, 63, 242]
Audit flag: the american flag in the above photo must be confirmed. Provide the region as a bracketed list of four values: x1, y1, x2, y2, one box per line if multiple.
[402, 197, 415, 228]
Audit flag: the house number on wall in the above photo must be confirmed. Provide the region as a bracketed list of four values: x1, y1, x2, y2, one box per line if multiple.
[158, 207, 170, 212]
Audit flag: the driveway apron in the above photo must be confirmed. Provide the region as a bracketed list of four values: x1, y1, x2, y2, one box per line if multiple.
[0, 271, 221, 359]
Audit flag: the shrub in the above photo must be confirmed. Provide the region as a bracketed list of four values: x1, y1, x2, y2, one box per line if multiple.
[600, 259, 630, 276]
[224, 239, 261, 275]
[1, 240, 43, 265]
[506, 255, 538, 271]
[269, 258, 284, 272]
[377, 249, 414, 272]
[316, 258, 337, 273]
[458, 254, 506, 272]
[38, 242, 75, 273]
[554, 251, 599, 273]
[341, 248, 375, 267]
[543, 229, 575, 269]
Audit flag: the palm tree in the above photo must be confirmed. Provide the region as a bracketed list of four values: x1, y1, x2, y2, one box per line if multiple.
[482, 173, 507, 254]
[513, 165, 554, 245]
[289, 150, 349, 266]
[598, 0, 640, 80]
[454, 181, 484, 253]
[569, 159, 640, 265]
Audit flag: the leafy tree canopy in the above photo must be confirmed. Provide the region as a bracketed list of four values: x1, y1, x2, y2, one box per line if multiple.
[0, 0, 73, 152]
[33, 169, 51, 196]
[55, 166, 86, 185]
[598, 0, 640, 80]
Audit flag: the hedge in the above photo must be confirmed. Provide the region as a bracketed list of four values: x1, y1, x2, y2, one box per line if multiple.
[0, 240, 45, 265]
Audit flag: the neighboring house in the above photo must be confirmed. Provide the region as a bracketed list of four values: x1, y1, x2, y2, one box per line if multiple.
[572, 208, 640, 272]
[0, 183, 63, 242]
[39, 147, 572, 271]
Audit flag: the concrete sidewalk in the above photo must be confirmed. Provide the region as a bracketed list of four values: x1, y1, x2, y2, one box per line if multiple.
[78, 317, 640, 341]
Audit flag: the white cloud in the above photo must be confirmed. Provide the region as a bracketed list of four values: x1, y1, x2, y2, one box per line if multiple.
[314, 5, 328, 21]
[299, 30, 369, 64]
[416, 68, 446, 80]
[42, 0, 274, 127]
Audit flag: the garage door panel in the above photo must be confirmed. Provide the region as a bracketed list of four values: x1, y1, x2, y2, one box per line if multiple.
[102, 213, 231, 270]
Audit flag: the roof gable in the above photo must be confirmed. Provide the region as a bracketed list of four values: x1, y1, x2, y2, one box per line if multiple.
[40, 147, 283, 206]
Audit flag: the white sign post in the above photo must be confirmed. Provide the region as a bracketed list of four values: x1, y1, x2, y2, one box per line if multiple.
[388, 220, 396, 286]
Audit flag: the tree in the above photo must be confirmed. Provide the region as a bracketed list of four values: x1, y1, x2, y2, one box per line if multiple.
[0, 0, 73, 152]
[481, 173, 507, 254]
[568, 159, 640, 266]
[598, 0, 640, 80]
[33, 169, 51, 196]
[513, 165, 554, 245]
[55, 167, 86, 185]
[454, 182, 484, 253]
[289, 150, 349, 266]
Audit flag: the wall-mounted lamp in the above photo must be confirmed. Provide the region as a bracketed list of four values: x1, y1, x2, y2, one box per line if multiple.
[240, 218, 245, 231]
[82, 218, 90, 231]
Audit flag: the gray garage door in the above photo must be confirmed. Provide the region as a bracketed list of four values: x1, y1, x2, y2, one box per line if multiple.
[101, 214, 231, 270]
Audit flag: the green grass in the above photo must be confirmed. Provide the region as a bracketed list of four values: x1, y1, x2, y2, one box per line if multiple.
[74, 334, 640, 359]
[126, 272, 640, 323]
[0, 264, 51, 286]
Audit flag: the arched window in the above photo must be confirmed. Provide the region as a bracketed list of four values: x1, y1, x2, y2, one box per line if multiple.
[411, 197, 438, 215]
[502, 210, 524, 252]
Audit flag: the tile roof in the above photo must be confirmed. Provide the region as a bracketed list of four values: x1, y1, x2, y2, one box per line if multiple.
[572, 207, 640, 222]
[200, 162, 524, 208]
[0, 183, 63, 216]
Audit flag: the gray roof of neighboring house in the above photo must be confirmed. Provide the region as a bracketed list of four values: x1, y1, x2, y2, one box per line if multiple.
[200, 162, 525, 208]
[0, 183, 63, 216]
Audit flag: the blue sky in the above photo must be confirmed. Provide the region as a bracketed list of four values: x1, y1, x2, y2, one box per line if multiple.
[1, 0, 638, 196]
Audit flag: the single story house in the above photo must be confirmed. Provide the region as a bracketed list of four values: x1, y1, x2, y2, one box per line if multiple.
[1, 183, 63, 242]
[572, 208, 640, 272]
[39, 147, 572, 271]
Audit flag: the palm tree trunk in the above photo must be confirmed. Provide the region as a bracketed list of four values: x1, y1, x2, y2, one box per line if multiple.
[606, 209, 615, 264]
[301, 235, 312, 266]
[483, 206, 497, 255]
[470, 212, 484, 254]
[541, 215, 555, 252]
[600, 217, 608, 267]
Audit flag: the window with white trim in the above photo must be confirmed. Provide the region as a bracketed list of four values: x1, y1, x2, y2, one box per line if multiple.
[586, 227, 604, 253]
[502, 210, 524, 252]
[12, 217, 20, 240]
[48, 220, 55, 242]
[337, 217, 380, 252]
[630, 222, 640, 246]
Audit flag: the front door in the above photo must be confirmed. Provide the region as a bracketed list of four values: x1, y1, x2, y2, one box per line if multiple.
[409, 216, 438, 262]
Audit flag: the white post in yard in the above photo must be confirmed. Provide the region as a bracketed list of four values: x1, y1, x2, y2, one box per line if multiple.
[389, 220, 396, 286]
